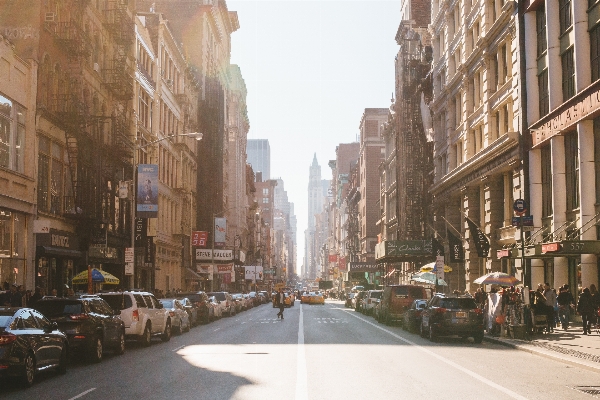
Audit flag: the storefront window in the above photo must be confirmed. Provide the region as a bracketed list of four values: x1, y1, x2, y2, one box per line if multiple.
[0, 208, 26, 286]
[0, 94, 25, 174]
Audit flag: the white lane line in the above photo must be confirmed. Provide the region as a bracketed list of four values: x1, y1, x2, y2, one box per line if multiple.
[172, 345, 185, 352]
[68, 388, 96, 400]
[295, 303, 308, 400]
[213, 328, 220, 332]
[343, 309, 527, 400]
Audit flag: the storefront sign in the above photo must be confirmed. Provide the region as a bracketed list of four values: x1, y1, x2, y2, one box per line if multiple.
[135, 218, 147, 247]
[51, 234, 69, 248]
[497, 249, 510, 258]
[328, 254, 338, 263]
[348, 262, 380, 272]
[33, 219, 50, 233]
[195, 249, 233, 261]
[244, 266, 263, 281]
[191, 231, 208, 247]
[37, 229, 79, 250]
[531, 80, 600, 148]
[541, 243, 561, 253]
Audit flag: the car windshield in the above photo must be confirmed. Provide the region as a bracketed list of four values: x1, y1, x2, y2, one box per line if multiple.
[371, 291, 383, 299]
[99, 294, 132, 311]
[438, 298, 477, 309]
[161, 300, 174, 308]
[208, 292, 226, 301]
[35, 300, 83, 317]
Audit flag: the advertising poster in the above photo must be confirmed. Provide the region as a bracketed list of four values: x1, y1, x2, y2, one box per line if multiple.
[137, 164, 159, 218]
[214, 217, 227, 247]
[244, 266, 263, 282]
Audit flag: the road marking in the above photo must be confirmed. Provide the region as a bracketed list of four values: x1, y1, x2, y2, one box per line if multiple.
[68, 388, 96, 400]
[343, 309, 527, 400]
[213, 328, 221, 332]
[295, 303, 308, 400]
[172, 345, 185, 352]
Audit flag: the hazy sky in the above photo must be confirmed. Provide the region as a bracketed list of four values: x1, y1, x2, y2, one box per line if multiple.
[228, 0, 401, 270]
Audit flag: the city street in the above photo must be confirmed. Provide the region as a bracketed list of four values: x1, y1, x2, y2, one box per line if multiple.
[3, 299, 600, 400]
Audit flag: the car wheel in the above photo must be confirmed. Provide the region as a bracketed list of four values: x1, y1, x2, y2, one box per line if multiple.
[22, 352, 35, 387]
[57, 346, 68, 374]
[161, 321, 172, 342]
[429, 326, 438, 342]
[115, 330, 126, 355]
[473, 332, 484, 344]
[140, 323, 152, 347]
[89, 336, 103, 363]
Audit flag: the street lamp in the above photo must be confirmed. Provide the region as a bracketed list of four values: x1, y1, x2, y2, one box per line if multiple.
[129, 132, 203, 289]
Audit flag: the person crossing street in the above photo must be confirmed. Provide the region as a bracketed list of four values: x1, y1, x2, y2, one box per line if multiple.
[275, 288, 286, 320]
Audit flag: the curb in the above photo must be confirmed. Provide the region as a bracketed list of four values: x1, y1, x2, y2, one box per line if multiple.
[483, 335, 600, 373]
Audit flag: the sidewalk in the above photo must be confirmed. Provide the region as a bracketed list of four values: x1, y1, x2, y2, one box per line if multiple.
[484, 322, 600, 372]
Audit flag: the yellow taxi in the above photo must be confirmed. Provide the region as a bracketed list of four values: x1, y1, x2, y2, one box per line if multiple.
[300, 291, 325, 305]
[272, 290, 295, 308]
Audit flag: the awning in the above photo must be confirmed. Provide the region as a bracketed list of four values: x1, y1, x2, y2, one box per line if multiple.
[185, 268, 202, 280]
[37, 246, 83, 258]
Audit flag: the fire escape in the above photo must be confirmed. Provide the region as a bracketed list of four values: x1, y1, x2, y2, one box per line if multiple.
[395, 28, 433, 241]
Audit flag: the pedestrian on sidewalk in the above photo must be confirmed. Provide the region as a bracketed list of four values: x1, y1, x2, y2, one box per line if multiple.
[557, 284, 574, 330]
[577, 287, 595, 335]
[275, 288, 286, 320]
[590, 284, 600, 326]
[544, 283, 557, 332]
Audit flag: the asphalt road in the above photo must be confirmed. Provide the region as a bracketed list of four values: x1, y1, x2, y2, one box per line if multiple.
[2, 299, 600, 400]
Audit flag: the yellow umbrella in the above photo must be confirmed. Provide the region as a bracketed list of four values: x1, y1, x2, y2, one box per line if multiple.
[72, 268, 120, 285]
[420, 262, 452, 273]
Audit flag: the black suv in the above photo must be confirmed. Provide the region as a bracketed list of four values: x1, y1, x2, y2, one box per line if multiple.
[419, 295, 484, 343]
[33, 295, 126, 362]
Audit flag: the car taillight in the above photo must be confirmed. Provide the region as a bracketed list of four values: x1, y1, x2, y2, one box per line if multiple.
[435, 308, 447, 314]
[69, 314, 90, 320]
[132, 309, 139, 321]
[0, 333, 17, 345]
[473, 308, 483, 315]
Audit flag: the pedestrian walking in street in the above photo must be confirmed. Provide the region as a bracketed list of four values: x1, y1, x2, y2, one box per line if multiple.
[577, 287, 596, 335]
[275, 288, 286, 320]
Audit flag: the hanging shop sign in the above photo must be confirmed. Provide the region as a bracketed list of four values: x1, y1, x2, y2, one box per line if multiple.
[195, 249, 233, 261]
[214, 218, 226, 247]
[137, 164, 159, 218]
[191, 231, 208, 247]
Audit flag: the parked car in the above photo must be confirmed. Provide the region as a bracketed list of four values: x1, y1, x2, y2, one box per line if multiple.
[354, 291, 368, 312]
[242, 293, 254, 309]
[345, 293, 355, 308]
[98, 291, 171, 346]
[231, 294, 245, 313]
[207, 292, 235, 316]
[159, 299, 190, 334]
[0, 307, 68, 387]
[207, 296, 223, 319]
[420, 294, 484, 343]
[363, 290, 383, 315]
[378, 285, 432, 325]
[175, 292, 210, 324]
[248, 291, 259, 306]
[177, 297, 199, 327]
[34, 295, 125, 363]
[403, 299, 428, 332]
[257, 292, 267, 304]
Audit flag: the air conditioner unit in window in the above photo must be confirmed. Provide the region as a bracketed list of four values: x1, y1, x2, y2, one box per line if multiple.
[93, 63, 101, 73]
[45, 12, 55, 22]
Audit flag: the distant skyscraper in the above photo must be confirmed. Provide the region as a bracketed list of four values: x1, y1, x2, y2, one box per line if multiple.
[247, 139, 270, 180]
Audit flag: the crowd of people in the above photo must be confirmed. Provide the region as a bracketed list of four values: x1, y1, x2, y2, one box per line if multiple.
[474, 282, 600, 336]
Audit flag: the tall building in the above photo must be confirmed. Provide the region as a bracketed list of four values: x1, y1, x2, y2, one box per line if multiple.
[305, 154, 330, 279]
[247, 139, 271, 180]
[523, 0, 600, 291]
[429, 0, 523, 291]
[358, 109, 386, 263]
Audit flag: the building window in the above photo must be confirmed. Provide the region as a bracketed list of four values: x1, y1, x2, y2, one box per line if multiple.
[565, 132, 579, 210]
[541, 146, 552, 217]
[538, 69, 549, 116]
[38, 136, 69, 214]
[0, 93, 25, 173]
[561, 48, 575, 101]
[536, 7, 547, 58]
[262, 197, 268, 204]
[262, 188, 269, 195]
[591, 23, 600, 82]
[559, 0, 572, 35]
